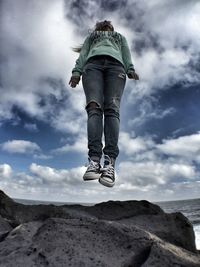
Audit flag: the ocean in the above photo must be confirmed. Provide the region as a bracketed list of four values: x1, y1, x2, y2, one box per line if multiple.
[14, 197, 200, 250]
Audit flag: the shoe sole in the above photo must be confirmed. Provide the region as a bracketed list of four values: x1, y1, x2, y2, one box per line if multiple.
[83, 172, 101, 181]
[99, 177, 115, 187]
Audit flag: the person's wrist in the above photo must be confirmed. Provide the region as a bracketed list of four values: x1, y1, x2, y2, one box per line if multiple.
[127, 69, 135, 74]
[72, 71, 81, 77]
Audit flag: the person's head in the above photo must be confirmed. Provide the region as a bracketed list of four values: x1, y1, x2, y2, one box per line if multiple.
[72, 20, 114, 53]
[94, 20, 114, 31]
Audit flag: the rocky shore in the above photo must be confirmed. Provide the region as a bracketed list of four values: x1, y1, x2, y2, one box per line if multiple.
[0, 190, 199, 266]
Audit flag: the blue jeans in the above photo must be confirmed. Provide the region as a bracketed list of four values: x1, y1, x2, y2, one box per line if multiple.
[82, 55, 126, 161]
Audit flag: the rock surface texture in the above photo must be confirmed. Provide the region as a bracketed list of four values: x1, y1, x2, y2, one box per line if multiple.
[0, 190, 199, 267]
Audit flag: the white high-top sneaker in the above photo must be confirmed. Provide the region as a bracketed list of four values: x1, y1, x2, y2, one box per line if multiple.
[99, 155, 115, 187]
[83, 157, 102, 181]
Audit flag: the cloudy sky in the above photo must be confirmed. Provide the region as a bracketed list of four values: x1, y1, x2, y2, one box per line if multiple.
[0, 0, 200, 203]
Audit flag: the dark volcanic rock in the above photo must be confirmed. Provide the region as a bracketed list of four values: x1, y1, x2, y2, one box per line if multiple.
[0, 190, 199, 267]
[0, 215, 12, 242]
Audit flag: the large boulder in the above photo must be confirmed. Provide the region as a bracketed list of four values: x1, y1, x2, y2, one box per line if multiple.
[0, 190, 199, 267]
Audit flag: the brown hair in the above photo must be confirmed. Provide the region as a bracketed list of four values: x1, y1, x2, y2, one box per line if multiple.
[95, 20, 114, 31]
[72, 20, 114, 53]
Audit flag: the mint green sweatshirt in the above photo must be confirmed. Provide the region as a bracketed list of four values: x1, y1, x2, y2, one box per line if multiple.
[72, 31, 135, 77]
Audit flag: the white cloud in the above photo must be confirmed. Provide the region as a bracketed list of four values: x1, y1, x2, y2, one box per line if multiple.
[0, 164, 12, 179]
[118, 161, 165, 187]
[157, 132, 200, 162]
[1, 140, 40, 154]
[119, 131, 154, 156]
[0, 162, 109, 202]
[53, 135, 87, 154]
[33, 154, 52, 160]
[29, 163, 84, 184]
[0, 158, 199, 202]
[167, 163, 196, 180]
[0, 0, 85, 133]
[117, 159, 197, 189]
[127, 104, 175, 128]
[50, 108, 87, 134]
[2, 0, 76, 86]
[124, 0, 200, 103]
[144, 0, 200, 49]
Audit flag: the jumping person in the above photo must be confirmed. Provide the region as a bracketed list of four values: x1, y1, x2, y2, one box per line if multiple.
[69, 20, 139, 187]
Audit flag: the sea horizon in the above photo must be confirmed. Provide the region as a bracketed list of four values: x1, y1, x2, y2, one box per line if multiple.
[13, 196, 200, 206]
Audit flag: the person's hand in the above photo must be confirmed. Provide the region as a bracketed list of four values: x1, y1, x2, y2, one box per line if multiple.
[127, 71, 139, 80]
[68, 76, 80, 88]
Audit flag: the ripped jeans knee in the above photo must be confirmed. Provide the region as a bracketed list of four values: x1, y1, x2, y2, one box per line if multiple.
[85, 100, 103, 118]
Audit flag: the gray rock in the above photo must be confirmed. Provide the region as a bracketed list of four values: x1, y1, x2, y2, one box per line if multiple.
[0, 215, 13, 242]
[0, 190, 199, 267]
[141, 241, 200, 267]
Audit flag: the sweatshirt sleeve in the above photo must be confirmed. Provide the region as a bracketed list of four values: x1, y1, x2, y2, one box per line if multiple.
[121, 35, 135, 74]
[72, 36, 90, 77]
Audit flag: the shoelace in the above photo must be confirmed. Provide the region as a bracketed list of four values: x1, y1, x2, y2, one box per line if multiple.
[101, 164, 114, 177]
[85, 159, 100, 171]
[99, 155, 114, 179]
